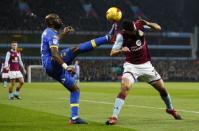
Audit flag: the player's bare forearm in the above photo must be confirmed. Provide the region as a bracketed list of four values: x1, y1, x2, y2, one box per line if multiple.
[50, 47, 64, 65]
[140, 19, 161, 31]
[58, 32, 69, 40]
[110, 47, 130, 56]
[110, 50, 121, 56]
[147, 22, 161, 31]
[50, 47, 75, 72]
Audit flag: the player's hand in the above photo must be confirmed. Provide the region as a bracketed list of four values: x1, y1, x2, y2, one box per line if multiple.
[66, 65, 76, 74]
[122, 47, 131, 53]
[5, 67, 9, 70]
[63, 26, 75, 34]
[139, 18, 149, 25]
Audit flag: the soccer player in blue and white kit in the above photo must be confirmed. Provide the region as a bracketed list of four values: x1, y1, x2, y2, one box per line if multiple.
[41, 13, 111, 124]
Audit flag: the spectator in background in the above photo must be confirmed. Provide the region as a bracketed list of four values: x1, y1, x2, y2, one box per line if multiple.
[74, 60, 80, 86]
[123, 0, 147, 19]
[80, 0, 98, 18]
[18, 0, 36, 18]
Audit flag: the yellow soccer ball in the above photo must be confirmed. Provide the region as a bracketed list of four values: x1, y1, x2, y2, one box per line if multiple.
[106, 7, 122, 22]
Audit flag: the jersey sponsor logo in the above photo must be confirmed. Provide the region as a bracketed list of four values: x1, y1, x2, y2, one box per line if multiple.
[130, 40, 145, 52]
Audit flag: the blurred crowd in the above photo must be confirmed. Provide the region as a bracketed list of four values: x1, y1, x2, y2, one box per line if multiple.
[80, 59, 199, 82]
[153, 60, 199, 81]
[0, 0, 198, 32]
[1, 59, 199, 82]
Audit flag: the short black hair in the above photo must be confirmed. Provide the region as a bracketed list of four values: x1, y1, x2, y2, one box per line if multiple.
[45, 13, 59, 27]
[11, 41, 18, 44]
[122, 19, 135, 31]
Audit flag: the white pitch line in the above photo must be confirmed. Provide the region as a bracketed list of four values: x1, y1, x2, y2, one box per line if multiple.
[78, 99, 199, 114]
[31, 98, 199, 114]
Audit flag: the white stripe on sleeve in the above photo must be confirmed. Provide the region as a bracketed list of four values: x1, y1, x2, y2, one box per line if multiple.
[18, 53, 24, 69]
[4, 52, 10, 67]
[112, 33, 123, 50]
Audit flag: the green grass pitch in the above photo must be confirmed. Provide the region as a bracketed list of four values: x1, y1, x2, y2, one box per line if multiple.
[0, 82, 199, 131]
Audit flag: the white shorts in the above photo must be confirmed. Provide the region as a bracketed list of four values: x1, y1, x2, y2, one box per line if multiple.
[9, 71, 23, 79]
[122, 61, 161, 84]
[2, 73, 9, 79]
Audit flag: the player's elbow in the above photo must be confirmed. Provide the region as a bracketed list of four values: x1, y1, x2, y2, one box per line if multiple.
[110, 51, 117, 57]
[51, 52, 56, 58]
[110, 52, 114, 56]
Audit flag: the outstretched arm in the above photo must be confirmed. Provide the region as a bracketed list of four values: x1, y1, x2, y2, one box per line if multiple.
[139, 18, 161, 31]
[110, 47, 130, 56]
[110, 34, 131, 56]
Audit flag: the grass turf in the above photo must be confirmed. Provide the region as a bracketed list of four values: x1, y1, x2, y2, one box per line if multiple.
[0, 82, 199, 131]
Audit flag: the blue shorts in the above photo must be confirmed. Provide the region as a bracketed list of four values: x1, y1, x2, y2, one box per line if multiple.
[60, 48, 76, 65]
[42, 48, 76, 89]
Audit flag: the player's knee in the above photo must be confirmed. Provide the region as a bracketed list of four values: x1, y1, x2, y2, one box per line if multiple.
[121, 77, 131, 91]
[20, 81, 24, 85]
[68, 84, 79, 92]
[121, 83, 130, 96]
[71, 47, 78, 52]
[121, 83, 130, 91]
[75, 86, 80, 92]
[118, 81, 130, 99]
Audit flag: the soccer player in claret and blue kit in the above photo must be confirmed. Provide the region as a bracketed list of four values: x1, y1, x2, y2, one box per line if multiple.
[106, 19, 182, 125]
[41, 13, 112, 124]
[5, 42, 26, 100]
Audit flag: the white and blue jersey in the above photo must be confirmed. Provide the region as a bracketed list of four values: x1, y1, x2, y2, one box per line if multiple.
[41, 28, 75, 88]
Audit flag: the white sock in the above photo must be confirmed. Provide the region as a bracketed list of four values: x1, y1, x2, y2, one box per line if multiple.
[9, 93, 13, 98]
[112, 98, 125, 118]
[14, 91, 20, 96]
[3, 81, 7, 87]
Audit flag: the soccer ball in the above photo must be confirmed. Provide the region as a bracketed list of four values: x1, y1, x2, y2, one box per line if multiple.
[106, 7, 122, 22]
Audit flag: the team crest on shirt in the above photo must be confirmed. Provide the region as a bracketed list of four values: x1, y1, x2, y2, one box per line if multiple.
[61, 52, 66, 57]
[136, 40, 142, 46]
